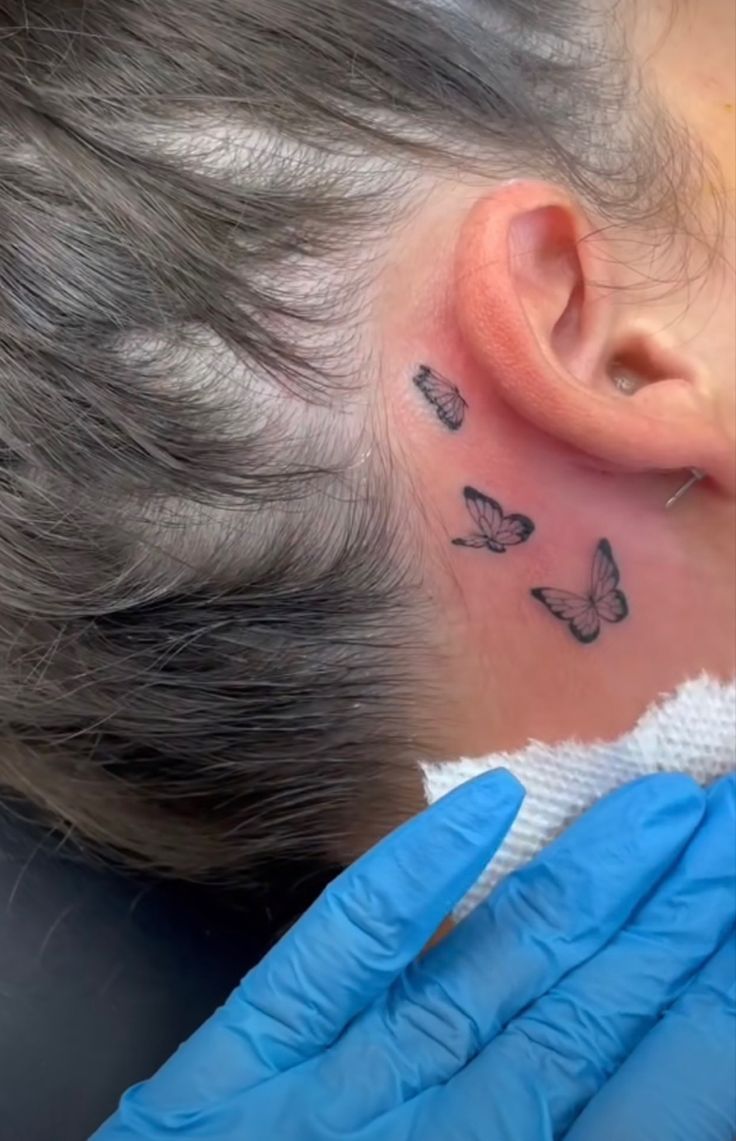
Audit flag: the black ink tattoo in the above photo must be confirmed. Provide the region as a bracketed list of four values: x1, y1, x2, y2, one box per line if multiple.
[413, 365, 468, 431]
[452, 486, 535, 554]
[531, 539, 629, 645]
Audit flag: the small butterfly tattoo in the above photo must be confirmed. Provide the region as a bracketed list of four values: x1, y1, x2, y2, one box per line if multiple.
[531, 539, 629, 645]
[452, 486, 535, 554]
[413, 365, 468, 431]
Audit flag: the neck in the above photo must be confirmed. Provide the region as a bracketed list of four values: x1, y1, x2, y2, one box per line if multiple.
[427, 461, 736, 759]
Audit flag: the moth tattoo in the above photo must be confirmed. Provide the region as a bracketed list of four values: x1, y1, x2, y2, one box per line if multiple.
[413, 365, 468, 431]
[452, 486, 535, 554]
[531, 539, 629, 645]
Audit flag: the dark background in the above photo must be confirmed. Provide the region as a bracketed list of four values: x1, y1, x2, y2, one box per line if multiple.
[0, 805, 333, 1141]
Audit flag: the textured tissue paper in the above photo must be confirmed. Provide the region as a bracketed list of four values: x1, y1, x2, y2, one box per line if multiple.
[421, 676, 736, 919]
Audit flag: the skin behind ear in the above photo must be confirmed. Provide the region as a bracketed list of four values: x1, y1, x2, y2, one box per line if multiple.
[375, 174, 734, 773]
[454, 183, 735, 494]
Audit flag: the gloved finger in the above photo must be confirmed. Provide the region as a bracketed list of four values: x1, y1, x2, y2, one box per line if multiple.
[568, 931, 736, 1141]
[97, 768, 524, 1124]
[311, 773, 706, 1128]
[431, 774, 734, 1141]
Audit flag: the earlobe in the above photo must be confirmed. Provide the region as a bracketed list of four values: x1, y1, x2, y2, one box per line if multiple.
[455, 183, 735, 493]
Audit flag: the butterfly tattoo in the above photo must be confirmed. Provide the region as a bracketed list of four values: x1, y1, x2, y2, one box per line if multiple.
[413, 365, 468, 431]
[531, 539, 629, 645]
[452, 486, 535, 554]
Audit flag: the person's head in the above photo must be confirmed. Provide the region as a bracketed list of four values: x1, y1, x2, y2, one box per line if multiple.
[1, 0, 734, 877]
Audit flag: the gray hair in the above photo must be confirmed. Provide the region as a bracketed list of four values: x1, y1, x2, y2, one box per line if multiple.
[0, 0, 706, 878]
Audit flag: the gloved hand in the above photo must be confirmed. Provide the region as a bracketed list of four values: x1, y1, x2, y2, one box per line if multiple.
[92, 770, 736, 1141]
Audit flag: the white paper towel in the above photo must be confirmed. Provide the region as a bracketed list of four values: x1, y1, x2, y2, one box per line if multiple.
[421, 675, 736, 919]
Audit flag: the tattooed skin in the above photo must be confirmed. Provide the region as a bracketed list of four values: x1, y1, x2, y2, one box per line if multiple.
[531, 539, 629, 644]
[452, 486, 535, 553]
[418, 365, 627, 645]
[413, 366, 468, 431]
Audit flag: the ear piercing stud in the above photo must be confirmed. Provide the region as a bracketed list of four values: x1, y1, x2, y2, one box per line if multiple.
[612, 369, 641, 396]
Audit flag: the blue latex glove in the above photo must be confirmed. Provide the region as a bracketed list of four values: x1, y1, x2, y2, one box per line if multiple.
[92, 770, 736, 1141]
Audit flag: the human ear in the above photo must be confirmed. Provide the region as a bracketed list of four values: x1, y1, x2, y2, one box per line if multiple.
[454, 182, 735, 494]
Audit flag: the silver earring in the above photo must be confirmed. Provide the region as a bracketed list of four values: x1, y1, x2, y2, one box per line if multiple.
[612, 369, 641, 396]
[666, 469, 705, 509]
